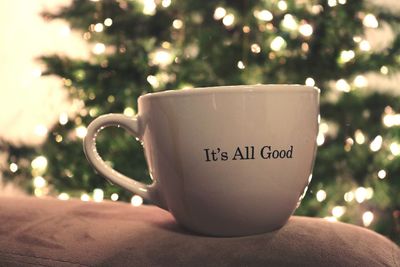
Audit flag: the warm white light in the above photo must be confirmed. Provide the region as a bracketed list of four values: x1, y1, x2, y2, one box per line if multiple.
[359, 40, 371, 51]
[222, 13, 235, 27]
[60, 26, 71, 37]
[59, 112, 68, 125]
[81, 193, 90, 201]
[9, 163, 18, 173]
[319, 122, 329, 134]
[33, 176, 47, 188]
[104, 18, 113, 27]
[111, 193, 119, 201]
[32, 68, 42, 78]
[354, 129, 365, 144]
[282, 14, 298, 31]
[31, 156, 48, 170]
[147, 75, 160, 88]
[383, 114, 400, 127]
[362, 211, 374, 227]
[161, 0, 171, 8]
[305, 77, 315, 87]
[213, 7, 226, 20]
[34, 124, 48, 137]
[94, 23, 104, 32]
[58, 192, 70, 201]
[277, 0, 287, 11]
[317, 132, 325, 146]
[123, 107, 135, 117]
[338, 0, 346, 4]
[363, 14, 379, 28]
[328, 0, 337, 7]
[366, 187, 374, 199]
[380, 66, 389, 75]
[344, 191, 354, 202]
[336, 79, 350, 92]
[254, 10, 273, 22]
[93, 188, 104, 202]
[316, 190, 327, 202]
[270, 36, 286, 51]
[354, 75, 368, 88]
[332, 206, 346, 218]
[355, 187, 367, 203]
[131, 195, 143, 206]
[93, 43, 106, 54]
[299, 23, 313, 37]
[340, 50, 355, 63]
[378, 169, 386, 179]
[172, 19, 183, 29]
[390, 142, 400, 156]
[370, 135, 382, 152]
[251, 43, 261, 54]
[143, 0, 157, 15]
[237, 61, 245, 69]
[75, 126, 87, 139]
[150, 49, 173, 66]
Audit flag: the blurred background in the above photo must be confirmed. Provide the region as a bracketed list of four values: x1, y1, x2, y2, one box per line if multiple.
[0, 0, 399, 243]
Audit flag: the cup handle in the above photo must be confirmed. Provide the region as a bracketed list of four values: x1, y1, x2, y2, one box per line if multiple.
[83, 114, 166, 209]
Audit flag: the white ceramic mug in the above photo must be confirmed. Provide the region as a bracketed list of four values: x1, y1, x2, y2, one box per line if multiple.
[83, 84, 320, 236]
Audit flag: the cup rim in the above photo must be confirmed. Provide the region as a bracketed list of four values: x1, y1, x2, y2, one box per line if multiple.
[140, 84, 320, 99]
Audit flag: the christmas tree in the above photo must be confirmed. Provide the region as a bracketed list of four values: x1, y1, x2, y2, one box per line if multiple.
[3, 0, 400, 243]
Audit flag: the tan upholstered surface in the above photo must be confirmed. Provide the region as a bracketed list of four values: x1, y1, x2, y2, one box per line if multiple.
[0, 196, 398, 267]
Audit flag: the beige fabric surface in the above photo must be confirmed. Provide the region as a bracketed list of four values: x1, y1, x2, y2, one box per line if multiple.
[0, 196, 398, 267]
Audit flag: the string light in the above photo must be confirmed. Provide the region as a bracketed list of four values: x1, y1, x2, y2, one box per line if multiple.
[213, 7, 226, 20]
[377, 169, 386, 179]
[363, 14, 379, 28]
[143, 0, 156, 15]
[359, 40, 371, 51]
[93, 188, 104, 202]
[344, 191, 354, 202]
[150, 49, 173, 67]
[353, 75, 368, 88]
[380, 66, 389, 75]
[317, 132, 325, 146]
[161, 0, 171, 8]
[172, 19, 183, 29]
[383, 113, 400, 127]
[254, 10, 273, 22]
[327, 0, 337, 7]
[299, 23, 313, 37]
[282, 14, 298, 31]
[270, 36, 286, 51]
[75, 126, 88, 139]
[222, 13, 235, 27]
[34, 124, 48, 137]
[55, 135, 63, 143]
[251, 43, 261, 54]
[131, 195, 143, 206]
[104, 18, 113, 27]
[332, 206, 346, 218]
[305, 77, 315, 86]
[390, 142, 400, 156]
[242, 26, 250, 33]
[93, 43, 106, 54]
[9, 163, 18, 173]
[277, 0, 287, 11]
[237, 61, 245, 69]
[94, 23, 104, 32]
[336, 79, 350, 92]
[59, 112, 68, 125]
[354, 129, 365, 144]
[31, 156, 48, 171]
[369, 135, 382, 152]
[362, 211, 374, 227]
[33, 176, 47, 188]
[355, 187, 367, 203]
[58, 192, 70, 201]
[339, 50, 355, 63]
[338, 0, 346, 4]
[81, 193, 90, 201]
[147, 75, 160, 88]
[316, 189, 327, 202]
[123, 107, 135, 117]
[111, 193, 119, 201]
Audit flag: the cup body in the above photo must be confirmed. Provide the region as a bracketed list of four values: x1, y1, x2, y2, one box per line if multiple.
[138, 84, 319, 236]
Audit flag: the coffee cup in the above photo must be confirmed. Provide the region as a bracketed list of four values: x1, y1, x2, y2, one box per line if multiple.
[83, 84, 320, 236]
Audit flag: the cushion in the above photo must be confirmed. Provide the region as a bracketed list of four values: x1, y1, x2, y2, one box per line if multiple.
[0, 196, 398, 267]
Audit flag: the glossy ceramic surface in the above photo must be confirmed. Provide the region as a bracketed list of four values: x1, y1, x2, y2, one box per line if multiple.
[84, 84, 320, 236]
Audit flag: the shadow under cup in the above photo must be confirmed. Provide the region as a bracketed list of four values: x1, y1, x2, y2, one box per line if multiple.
[84, 84, 320, 237]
